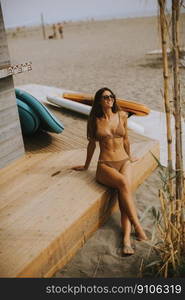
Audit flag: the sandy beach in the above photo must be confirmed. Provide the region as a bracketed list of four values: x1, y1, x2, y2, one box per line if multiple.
[6, 15, 185, 277]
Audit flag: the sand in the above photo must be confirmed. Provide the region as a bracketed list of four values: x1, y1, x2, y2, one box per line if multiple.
[6, 15, 185, 277]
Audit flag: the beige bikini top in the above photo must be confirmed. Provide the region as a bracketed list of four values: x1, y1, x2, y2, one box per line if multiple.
[96, 111, 125, 141]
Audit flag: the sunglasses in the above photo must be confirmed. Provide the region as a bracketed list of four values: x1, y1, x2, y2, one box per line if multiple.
[102, 94, 115, 100]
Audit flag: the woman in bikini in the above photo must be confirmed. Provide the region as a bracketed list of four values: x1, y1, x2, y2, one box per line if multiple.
[72, 87, 147, 255]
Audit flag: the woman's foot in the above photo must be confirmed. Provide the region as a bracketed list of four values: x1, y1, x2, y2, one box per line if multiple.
[122, 244, 134, 256]
[122, 237, 134, 255]
[134, 225, 148, 241]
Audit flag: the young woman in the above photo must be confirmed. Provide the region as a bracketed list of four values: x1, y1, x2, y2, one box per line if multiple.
[73, 87, 147, 255]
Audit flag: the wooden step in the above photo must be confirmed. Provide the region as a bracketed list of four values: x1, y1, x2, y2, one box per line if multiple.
[0, 99, 160, 277]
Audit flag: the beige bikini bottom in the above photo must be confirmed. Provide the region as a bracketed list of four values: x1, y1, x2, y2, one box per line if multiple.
[97, 158, 130, 172]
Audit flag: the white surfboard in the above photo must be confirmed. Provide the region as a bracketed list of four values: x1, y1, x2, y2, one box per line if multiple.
[47, 95, 145, 135]
[47, 95, 91, 115]
[127, 119, 144, 135]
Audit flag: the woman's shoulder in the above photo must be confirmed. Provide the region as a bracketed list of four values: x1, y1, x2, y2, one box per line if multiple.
[119, 110, 128, 119]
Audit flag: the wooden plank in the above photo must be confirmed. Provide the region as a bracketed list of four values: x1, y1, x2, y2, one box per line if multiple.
[0, 147, 25, 170]
[0, 121, 23, 143]
[0, 3, 10, 68]
[0, 78, 17, 111]
[0, 130, 159, 277]
[0, 5, 25, 168]
[0, 105, 19, 128]
[0, 78, 25, 169]
[0, 135, 24, 161]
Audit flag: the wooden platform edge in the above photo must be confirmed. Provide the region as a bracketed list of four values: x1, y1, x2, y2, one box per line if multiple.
[16, 140, 160, 278]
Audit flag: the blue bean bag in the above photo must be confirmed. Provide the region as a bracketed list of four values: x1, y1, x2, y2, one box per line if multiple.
[15, 88, 64, 134]
[16, 98, 40, 135]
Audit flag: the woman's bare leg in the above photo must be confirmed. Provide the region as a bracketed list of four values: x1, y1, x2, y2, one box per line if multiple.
[96, 162, 147, 243]
[119, 161, 147, 241]
[119, 207, 134, 254]
[118, 162, 134, 254]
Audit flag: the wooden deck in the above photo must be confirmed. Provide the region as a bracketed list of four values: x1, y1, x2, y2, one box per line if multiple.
[0, 104, 160, 277]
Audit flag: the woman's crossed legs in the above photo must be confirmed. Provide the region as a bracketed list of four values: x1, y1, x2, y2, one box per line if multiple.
[96, 160, 147, 255]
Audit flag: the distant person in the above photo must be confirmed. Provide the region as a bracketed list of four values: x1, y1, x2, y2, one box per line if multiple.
[57, 23, 63, 39]
[48, 24, 57, 39]
[72, 87, 147, 255]
[52, 24, 57, 39]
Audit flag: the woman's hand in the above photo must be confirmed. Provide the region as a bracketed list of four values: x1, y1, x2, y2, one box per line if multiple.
[72, 165, 88, 171]
[130, 157, 139, 163]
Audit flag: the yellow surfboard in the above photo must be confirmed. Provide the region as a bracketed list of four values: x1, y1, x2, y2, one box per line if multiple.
[62, 93, 150, 116]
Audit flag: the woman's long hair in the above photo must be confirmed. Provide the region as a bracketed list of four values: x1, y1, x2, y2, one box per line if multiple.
[87, 87, 120, 140]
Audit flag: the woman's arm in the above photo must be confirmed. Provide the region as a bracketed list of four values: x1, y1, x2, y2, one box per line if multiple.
[122, 112, 131, 159]
[84, 139, 96, 169]
[72, 139, 96, 171]
[121, 111, 138, 162]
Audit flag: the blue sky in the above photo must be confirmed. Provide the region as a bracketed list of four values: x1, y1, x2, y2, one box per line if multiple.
[1, 0, 178, 28]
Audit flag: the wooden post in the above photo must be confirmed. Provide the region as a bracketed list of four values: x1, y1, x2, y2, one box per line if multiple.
[171, 0, 184, 255]
[158, 0, 176, 277]
[158, 0, 173, 187]
[41, 13, 46, 40]
[155, 0, 185, 277]
[172, 0, 184, 200]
